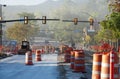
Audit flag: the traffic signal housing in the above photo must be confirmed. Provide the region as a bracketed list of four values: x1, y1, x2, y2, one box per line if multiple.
[89, 18, 94, 25]
[42, 16, 46, 24]
[24, 16, 28, 24]
[74, 18, 78, 25]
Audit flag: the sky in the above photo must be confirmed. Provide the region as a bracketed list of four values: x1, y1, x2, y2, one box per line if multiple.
[0, 0, 60, 6]
[0, 0, 87, 6]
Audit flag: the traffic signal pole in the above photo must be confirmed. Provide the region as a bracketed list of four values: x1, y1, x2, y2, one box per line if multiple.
[0, 18, 60, 23]
[0, 5, 2, 46]
[62, 18, 96, 25]
[0, 24, 2, 45]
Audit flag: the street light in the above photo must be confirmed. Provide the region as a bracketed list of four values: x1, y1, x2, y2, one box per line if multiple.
[0, 4, 6, 19]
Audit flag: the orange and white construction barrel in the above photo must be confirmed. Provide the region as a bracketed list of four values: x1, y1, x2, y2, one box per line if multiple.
[35, 49, 41, 61]
[70, 51, 75, 69]
[25, 51, 33, 65]
[64, 50, 70, 63]
[110, 50, 119, 79]
[65, 47, 73, 63]
[92, 53, 102, 79]
[100, 52, 110, 79]
[73, 50, 85, 72]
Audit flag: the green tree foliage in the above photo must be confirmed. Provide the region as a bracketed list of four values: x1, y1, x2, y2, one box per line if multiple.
[5, 12, 39, 43]
[94, 27, 113, 41]
[94, 0, 120, 51]
[100, 12, 120, 39]
[104, 13, 120, 30]
[85, 35, 91, 43]
[6, 23, 36, 43]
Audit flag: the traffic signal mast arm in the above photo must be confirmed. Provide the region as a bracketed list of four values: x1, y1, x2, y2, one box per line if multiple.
[62, 20, 89, 22]
[0, 17, 99, 25]
[63, 18, 99, 25]
[0, 17, 60, 24]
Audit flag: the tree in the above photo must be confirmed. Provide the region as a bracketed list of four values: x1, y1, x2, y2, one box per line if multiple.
[18, 12, 38, 26]
[5, 12, 40, 44]
[5, 23, 37, 43]
[109, 0, 120, 12]
[85, 35, 91, 43]
[97, 0, 120, 51]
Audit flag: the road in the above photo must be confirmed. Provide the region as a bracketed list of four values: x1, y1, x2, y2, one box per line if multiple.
[0, 54, 59, 79]
[1, 52, 118, 79]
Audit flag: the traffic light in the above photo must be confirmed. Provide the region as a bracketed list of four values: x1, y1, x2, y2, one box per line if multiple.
[42, 16, 46, 24]
[74, 18, 78, 25]
[24, 16, 28, 24]
[89, 18, 94, 25]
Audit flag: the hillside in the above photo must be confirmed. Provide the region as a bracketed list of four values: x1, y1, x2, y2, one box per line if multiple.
[3, 0, 87, 20]
[2, 0, 108, 28]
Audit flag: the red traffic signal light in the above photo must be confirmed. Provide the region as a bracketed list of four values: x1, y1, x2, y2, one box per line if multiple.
[24, 16, 28, 24]
[42, 16, 46, 24]
[74, 18, 78, 25]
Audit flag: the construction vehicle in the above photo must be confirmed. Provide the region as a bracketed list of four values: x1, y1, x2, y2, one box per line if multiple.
[18, 41, 31, 55]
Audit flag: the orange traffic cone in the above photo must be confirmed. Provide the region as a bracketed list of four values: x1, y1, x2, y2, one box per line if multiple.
[25, 51, 33, 65]
[35, 49, 41, 61]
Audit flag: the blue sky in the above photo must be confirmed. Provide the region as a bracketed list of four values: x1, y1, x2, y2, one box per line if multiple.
[0, 0, 60, 6]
